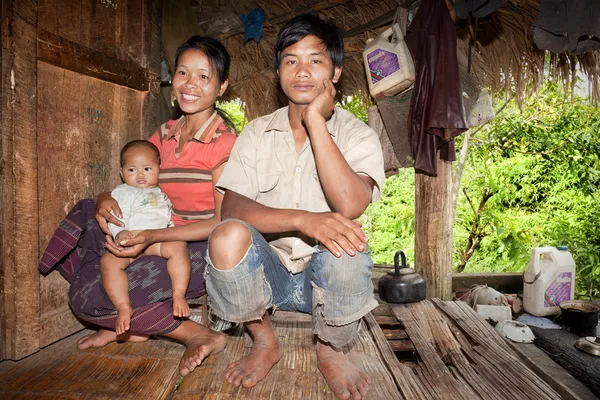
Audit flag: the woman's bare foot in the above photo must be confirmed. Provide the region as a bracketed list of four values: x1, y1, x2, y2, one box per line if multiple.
[115, 305, 133, 335]
[163, 320, 227, 376]
[173, 294, 190, 318]
[225, 316, 282, 388]
[77, 329, 149, 350]
[316, 341, 370, 400]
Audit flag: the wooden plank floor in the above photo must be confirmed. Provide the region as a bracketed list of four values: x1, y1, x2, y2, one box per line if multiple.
[0, 300, 565, 399]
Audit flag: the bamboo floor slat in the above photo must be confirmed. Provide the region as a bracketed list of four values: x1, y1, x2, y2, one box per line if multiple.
[0, 330, 184, 399]
[175, 313, 403, 399]
[0, 300, 566, 399]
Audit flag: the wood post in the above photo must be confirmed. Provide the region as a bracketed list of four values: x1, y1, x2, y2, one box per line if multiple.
[414, 155, 453, 300]
[142, 0, 161, 138]
[1, 0, 40, 360]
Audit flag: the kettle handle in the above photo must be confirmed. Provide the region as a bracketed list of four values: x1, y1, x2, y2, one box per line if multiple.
[394, 251, 407, 275]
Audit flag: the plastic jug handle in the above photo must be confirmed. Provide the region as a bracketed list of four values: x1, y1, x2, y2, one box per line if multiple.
[391, 23, 404, 42]
[381, 27, 394, 43]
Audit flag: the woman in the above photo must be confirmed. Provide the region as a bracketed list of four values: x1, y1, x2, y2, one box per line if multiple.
[39, 36, 236, 377]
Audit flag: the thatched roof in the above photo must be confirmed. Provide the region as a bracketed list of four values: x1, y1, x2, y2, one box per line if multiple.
[190, 0, 599, 119]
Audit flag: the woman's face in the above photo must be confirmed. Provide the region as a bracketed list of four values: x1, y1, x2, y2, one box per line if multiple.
[172, 49, 228, 115]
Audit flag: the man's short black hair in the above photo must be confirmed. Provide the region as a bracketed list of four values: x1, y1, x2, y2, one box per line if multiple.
[273, 14, 344, 71]
[120, 140, 160, 167]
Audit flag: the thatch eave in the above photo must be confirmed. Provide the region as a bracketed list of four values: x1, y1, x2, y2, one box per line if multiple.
[189, 0, 599, 119]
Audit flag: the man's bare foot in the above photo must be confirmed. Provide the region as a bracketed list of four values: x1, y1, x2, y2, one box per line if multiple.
[225, 316, 282, 388]
[164, 320, 227, 376]
[115, 305, 133, 335]
[173, 294, 190, 318]
[77, 329, 149, 350]
[317, 341, 370, 400]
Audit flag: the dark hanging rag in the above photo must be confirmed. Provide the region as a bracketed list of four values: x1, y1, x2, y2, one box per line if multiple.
[532, 0, 600, 54]
[241, 8, 266, 44]
[403, 0, 469, 175]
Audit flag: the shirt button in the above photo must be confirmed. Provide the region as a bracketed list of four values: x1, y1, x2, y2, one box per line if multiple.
[295, 203, 300, 208]
[295, 167, 301, 173]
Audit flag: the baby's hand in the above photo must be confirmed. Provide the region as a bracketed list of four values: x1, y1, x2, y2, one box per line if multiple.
[115, 230, 134, 246]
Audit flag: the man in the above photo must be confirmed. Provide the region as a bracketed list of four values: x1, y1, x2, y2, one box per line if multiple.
[206, 14, 385, 400]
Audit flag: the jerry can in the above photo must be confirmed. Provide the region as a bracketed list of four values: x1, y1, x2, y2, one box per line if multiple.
[523, 246, 576, 317]
[362, 22, 415, 98]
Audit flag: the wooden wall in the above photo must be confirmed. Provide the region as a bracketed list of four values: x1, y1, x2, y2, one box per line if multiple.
[1, 0, 161, 360]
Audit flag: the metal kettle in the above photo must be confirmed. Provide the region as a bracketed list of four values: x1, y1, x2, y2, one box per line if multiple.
[378, 250, 426, 304]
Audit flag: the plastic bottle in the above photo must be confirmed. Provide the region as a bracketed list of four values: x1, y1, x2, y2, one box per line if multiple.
[523, 246, 576, 317]
[362, 22, 415, 98]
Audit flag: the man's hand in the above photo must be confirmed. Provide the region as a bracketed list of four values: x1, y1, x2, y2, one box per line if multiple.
[96, 192, 123, 235]
[297, 212, 368, 257]
[301, 78, 336, 125]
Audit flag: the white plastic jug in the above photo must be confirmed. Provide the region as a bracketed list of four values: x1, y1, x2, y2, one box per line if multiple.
[362, 22, 415, 98]
[523, 246, 576, 317]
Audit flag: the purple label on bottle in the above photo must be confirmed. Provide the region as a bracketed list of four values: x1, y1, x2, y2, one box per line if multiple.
[367, 49, 400, 85]
[544, 272, 572, 307]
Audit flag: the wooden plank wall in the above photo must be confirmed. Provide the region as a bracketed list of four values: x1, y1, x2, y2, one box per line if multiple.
[1, 0, 161, 360]
[1, 0, 40, 361]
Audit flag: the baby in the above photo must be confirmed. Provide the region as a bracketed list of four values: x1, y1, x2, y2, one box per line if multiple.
[100, 140, 190, 335]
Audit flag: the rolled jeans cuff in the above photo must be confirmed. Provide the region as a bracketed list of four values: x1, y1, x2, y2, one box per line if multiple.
[312, 282, 378, 347]
[312, 281, 378, 326]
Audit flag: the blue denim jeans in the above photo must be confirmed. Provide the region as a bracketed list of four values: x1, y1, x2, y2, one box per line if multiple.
[205, 219, 377, 348]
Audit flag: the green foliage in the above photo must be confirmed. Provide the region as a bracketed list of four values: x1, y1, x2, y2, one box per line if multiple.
[338, 91, 372, 124]
[345, 83, 599, 296]
[456, 82, 600, 296]
[217, 99, 247, 133]
[359, 169, 416, 265]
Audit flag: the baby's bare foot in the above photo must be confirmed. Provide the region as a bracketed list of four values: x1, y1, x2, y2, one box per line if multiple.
[173, 294, 190, 318]
[115, 305, 133, 335]
[317, 341, 370, 400]
[225, 319, 282, 388]
[77, 329, 148, 350]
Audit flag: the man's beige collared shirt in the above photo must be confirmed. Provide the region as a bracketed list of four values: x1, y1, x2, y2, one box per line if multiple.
[217, 106, 385, 273]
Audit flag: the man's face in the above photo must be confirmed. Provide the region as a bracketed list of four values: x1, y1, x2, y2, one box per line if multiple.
[277, 35, 342, 106]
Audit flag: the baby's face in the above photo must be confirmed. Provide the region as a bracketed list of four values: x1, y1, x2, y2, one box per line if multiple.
[120, 147, 160, 189]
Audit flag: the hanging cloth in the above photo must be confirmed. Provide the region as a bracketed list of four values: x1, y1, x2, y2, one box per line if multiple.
[404, 0, 468, 175]
[532, 0, 600, 55]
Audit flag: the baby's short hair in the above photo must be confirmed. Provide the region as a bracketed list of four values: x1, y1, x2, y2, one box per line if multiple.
[120, 140, 160, 166]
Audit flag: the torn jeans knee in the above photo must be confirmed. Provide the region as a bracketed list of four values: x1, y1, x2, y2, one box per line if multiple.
[205, 244, 273, 324]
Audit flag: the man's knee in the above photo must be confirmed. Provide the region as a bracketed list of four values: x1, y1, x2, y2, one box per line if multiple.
[313, 249, 372, 293]
[208, 220, 252, 270]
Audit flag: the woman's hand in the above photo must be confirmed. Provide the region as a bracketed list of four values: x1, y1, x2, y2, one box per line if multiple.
[105, 230, 154, 258]
[96, 192, 123, 235]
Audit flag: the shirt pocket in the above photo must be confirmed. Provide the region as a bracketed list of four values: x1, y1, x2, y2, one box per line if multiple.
[257, 172, 281, 206]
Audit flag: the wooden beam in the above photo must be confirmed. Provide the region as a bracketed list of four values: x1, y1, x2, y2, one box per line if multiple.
[37, 29, 149, 91]
[343, 9, 395, 38]
[451, 273, 523, 294]
[1, 0, 40, 360]
[216, 0, 353, 41]
[161, 0, 199, 72]
[141, 0, 161, 138]
[415, 157, 453, 300]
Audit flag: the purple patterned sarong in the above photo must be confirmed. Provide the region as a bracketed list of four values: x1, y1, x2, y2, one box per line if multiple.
[39, 199, 207, 335]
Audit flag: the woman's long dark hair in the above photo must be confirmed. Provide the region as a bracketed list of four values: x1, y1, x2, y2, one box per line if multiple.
[174, 36, 238, 134]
